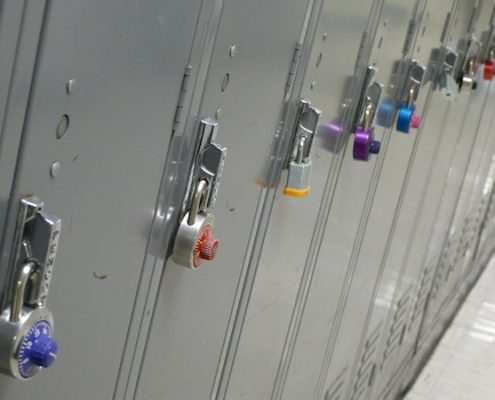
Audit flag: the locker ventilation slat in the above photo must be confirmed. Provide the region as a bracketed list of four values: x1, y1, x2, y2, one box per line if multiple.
[381, 289, 411, 368]
[324, 366, 348, 400]
[410, 263, 435, 329]
[349, 322, 383, 400]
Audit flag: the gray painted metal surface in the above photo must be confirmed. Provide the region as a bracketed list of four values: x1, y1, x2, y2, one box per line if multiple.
[134, 0, 319, 398]
[0, 0, 203, 398]
[0, 1, 495, 400]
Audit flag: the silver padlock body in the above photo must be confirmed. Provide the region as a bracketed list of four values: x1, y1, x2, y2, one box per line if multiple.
[460, 74, 474, 92]
[0, 307, 53, 380]
[172, 212, 215, 269]
[286, 160, 312, 191]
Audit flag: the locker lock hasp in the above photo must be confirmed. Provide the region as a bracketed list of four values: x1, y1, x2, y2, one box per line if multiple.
[283, 99, 321, 198]
[396, 60, 425, 134]
[173, 118, 227, 269]
[0, 196, 61, 380]
[352, 65, 382, 162]
[436, 47, 459, 102]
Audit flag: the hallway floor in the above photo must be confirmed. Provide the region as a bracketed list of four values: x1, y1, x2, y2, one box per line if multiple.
[404, 256, 495, 400]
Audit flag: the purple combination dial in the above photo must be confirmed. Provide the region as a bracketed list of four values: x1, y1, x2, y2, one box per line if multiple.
[17, 320, 58, 378]
[353, 126, 381, 161]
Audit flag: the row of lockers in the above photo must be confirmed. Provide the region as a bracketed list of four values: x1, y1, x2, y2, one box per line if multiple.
[0, 0, 495, 399]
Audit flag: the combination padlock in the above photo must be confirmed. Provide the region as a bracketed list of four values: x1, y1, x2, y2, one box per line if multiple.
[484, 59, 494, 80]
[396, 60, 424, 134]
[397, 98, 421, 133]
[173, 179, 218, 269]
[458, 56, 478, 92]
[482, 23, 495, 81]
[0, 196, 61, 380]
[353, 126, 381, 161]
[172, 118, 226, 269]
[352, 66, 382, 162]
[456, 37, 481, 92]
[284, 99, 321, 198]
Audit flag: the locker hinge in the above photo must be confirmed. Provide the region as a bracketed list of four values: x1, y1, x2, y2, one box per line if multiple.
[354, 30, 369, 73]
[172, 65, 193, 132]
[440, 12, 452, 44]
[284, 43, 302, 96]
[468, 4, 479, 35]
[402, 18, 418, 56]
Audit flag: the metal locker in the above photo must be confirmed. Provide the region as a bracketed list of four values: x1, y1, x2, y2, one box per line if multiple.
[316, 1, 458, 400]
[301, 1, 431, 399]
[271, 1, 431, 399]
[477, 166, 495, 258]
[438, 12, 495, 298]
[366, 1, 493, 399]
[0, 0, 205, 399]
[131, 0, 323, 399]
[216, 1, 382, 399]
[346, 1, 461, 398]
[0, 0, 47, 284]
[414, 0, 495, 349]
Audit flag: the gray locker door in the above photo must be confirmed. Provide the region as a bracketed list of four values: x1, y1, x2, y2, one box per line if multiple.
[133, 0, 318, 398]
[415, 0, 495, 346]
[275, 1, 430, 399]
[295, 1, 429, 400]
[450, 80, 495, 285]
[218, 1, 380, 399]
[368, 2, 486, 399]
[322, 2, 457, 400]
[0, 0, 202, 398]
[443, 9, 495, 293]
[468, 94, 495, 261]
[347, 2, 458, 398]
[0, 0, 47, 283]
[477, 166, 495, 257]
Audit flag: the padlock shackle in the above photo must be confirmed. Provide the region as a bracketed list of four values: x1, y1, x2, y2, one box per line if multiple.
[10, 262, 36, 323]
[296, 136, 306, 164]
[187, 179, 208, 226]
[406, 86, 416, 108]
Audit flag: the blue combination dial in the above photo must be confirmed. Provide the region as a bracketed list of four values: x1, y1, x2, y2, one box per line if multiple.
[17, 320, 58, 378]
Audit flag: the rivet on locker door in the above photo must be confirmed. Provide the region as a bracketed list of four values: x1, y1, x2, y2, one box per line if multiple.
[172, 118, 227, 269]
[283, 99, 321, 198]
[0, 196, 61, 380]
[351, 65, 382, 161]
[396, 60, 425, 133]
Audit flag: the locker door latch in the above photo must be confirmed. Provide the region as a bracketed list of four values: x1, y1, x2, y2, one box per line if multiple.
[437, 47, 459, 102]
[396, 60, 425, 133]
[352, 65, 382, 161]
[457, 37, 481, 92]
[283, 99, 321, 198]
[0, 195, 61, 380]
[482, 22, 495, 81]
[173, 118, 227, 269]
